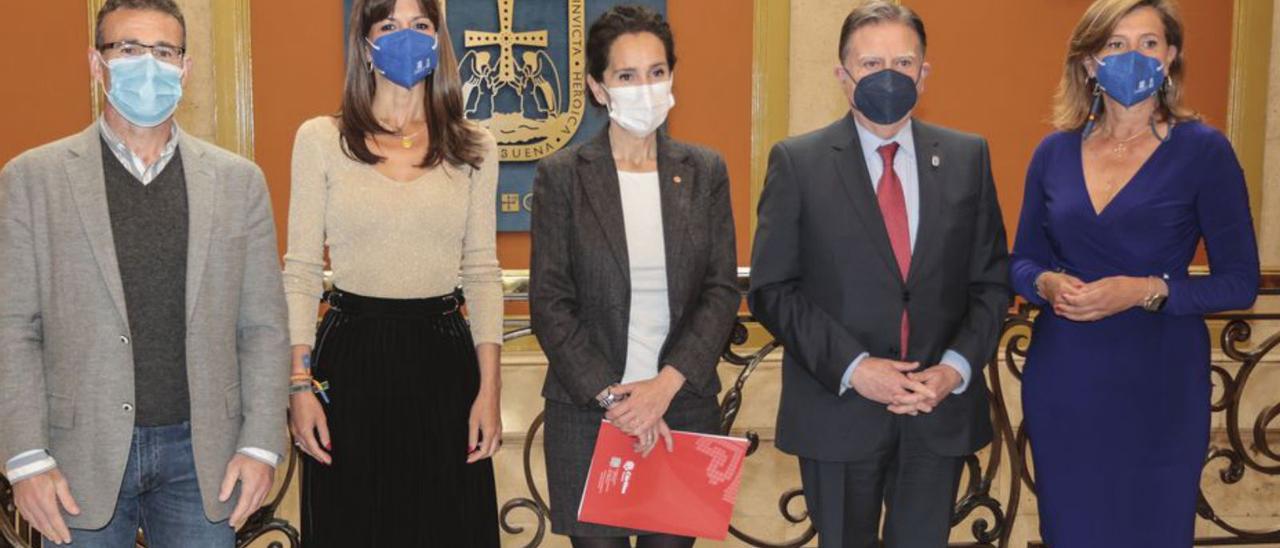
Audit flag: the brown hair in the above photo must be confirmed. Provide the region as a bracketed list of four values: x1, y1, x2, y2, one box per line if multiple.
[95, 0, 186, 49]
[586, 6, 677, 108]
[1052, 0, 1197, 131]
[838, 1, 927, 62]
[340, 0, 485, 169]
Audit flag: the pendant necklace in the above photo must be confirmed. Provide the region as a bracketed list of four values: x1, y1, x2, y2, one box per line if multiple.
[379, 118, 425, 149]
[396, 127, 424, 149]
[1109, 126, 1148, 157]
[1105, 122, 1157, 158]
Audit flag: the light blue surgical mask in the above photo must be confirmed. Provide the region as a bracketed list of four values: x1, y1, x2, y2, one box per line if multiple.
[102, 54, 184, 127]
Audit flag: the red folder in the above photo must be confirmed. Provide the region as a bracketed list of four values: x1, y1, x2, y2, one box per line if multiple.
[577, 420, 749, 540]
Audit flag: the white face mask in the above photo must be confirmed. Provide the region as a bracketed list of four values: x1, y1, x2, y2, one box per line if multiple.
[602, 80, 675, 137]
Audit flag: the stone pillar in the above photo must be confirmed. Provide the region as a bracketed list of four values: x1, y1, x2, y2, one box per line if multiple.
[786, 0, 849, 136]
[1259, 2, 1280, 268]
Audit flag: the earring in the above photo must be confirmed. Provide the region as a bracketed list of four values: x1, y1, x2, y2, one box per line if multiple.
[1083, 81, 1104, 139]
[1149, 114, 1171, 143]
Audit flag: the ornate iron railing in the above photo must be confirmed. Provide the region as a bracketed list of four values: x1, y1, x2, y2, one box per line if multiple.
[494, 315, 1014, 548]
[4, 288, 1278, 547]
[497, 304, 1280, 547]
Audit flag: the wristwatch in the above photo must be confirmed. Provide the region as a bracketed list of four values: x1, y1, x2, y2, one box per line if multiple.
[596, 384, 623, 410]
[1142, 276, 1168, 312]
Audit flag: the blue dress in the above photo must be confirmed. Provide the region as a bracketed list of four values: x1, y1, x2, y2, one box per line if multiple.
[1010, 121, 1259, 547]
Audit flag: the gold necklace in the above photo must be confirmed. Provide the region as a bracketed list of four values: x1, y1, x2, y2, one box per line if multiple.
[396, 127, 424, 149]
[1107, 125, 1149, 157]
[378, 118, 425, 149]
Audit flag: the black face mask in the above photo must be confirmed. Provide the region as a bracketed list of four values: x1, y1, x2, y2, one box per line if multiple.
[849, 68, 919, 125]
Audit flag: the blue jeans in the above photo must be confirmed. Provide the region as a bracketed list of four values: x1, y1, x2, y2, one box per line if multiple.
[56, 423, 233, 548]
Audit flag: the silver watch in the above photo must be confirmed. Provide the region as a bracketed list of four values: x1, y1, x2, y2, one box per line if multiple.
[596, 384, 623, 410]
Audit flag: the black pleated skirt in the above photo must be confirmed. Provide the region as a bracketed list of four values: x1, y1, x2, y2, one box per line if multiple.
[300, 288, 499, 547]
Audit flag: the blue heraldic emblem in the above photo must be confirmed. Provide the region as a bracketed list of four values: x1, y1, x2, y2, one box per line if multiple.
[460, 0, 584, 162]
[444, 0, 666, 231]
[345, 0, 667, 230]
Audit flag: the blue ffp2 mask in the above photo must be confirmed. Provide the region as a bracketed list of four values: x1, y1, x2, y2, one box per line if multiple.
[1094, 51, 1166, 108]
[850, 68, 919, 125]
[103, 54, 184, 128]
[368, 30, 439, 89]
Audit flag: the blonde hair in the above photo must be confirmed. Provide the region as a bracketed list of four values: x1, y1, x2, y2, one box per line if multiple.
[1052, 0, 1197, 131]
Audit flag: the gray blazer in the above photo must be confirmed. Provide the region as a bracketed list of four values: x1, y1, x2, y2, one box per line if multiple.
[0, 124, 289, 529]
[530, 129, 740, 407]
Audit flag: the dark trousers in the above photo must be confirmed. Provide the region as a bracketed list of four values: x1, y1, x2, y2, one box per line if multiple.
[799, 416, 964, 548]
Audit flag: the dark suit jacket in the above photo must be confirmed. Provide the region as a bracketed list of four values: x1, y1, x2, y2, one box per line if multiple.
[530, 129, 740, 407]
[748, 115, 1011, 460]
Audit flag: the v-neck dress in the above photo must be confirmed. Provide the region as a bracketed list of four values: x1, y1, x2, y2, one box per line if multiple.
[1010, 121, 1259, 546]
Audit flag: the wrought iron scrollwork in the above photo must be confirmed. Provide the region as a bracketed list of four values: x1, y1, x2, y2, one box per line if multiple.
[497, 314, 1020, 547]
[4, 305, 1278, 547]
[497, 325, 551, 548]
[994, 308, 1280, 546]
[717, 319, 813, 547]
[496, 302, 1280, 547]
[1188, 315, 1280, 543]
[233, 445, 302, 548]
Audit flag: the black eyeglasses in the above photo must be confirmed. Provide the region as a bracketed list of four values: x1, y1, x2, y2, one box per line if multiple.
[99, 41, 186, 64]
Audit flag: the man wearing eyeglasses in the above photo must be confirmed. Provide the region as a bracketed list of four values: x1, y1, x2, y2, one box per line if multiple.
[0, 0, 288, 546]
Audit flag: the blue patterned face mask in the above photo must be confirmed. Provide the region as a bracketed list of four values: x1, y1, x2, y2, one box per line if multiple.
[367, 29, 439, 89]
[103, 54, 184, 128]
[1094, 51, 1166, 108]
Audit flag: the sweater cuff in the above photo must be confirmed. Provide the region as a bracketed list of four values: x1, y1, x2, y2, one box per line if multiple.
[463, 283, 505, 346]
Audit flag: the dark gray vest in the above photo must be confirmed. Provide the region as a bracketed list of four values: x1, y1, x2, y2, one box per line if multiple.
[101, 139, 191, 426]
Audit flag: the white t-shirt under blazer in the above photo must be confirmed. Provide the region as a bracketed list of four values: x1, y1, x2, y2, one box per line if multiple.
[617, 170, 669, 384]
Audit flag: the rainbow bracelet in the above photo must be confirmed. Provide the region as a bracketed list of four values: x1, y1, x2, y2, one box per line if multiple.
[311, 378, 331, 404]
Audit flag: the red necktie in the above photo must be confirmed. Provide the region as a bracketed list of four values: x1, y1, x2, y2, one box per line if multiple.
[876, 143, 910, 358]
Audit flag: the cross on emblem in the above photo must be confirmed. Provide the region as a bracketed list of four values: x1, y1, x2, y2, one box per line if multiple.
[464, 0, 548, 86]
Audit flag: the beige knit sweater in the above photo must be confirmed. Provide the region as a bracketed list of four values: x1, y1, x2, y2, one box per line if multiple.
[282, 116, 503, 347]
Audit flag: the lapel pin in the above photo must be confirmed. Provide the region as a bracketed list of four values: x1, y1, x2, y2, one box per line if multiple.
[673, 175, 683, 184]
[931, 154, 941, 168]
